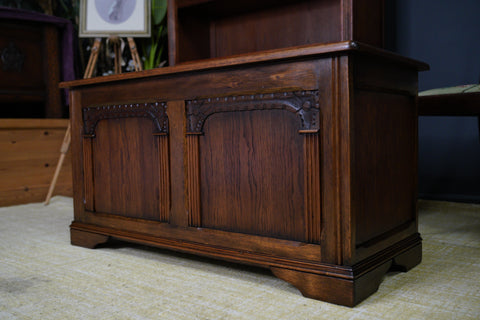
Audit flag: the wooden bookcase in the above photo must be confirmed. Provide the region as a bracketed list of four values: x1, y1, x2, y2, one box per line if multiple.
[168, 0, 384, 64]
[61, 0, 428, 307]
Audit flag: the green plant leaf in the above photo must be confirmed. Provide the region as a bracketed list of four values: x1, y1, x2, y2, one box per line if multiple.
[152, 0, 167, 25]
[140, 0, 167, 70]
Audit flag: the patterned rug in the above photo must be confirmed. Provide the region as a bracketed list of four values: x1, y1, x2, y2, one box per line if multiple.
[1, 197, 479, 319]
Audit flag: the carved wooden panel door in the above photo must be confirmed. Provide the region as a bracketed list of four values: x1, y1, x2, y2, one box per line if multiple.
[81, 102, 170, 222]
[184, 91, 322, 243]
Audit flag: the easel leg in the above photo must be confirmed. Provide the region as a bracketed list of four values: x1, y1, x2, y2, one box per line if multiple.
[127, 37, 143, 71]
[45, 37, 143, 205]
[45, 37, 101, 205]
[112, 37, 122, 74]
[44, 123, 71, 205]
[83, 38, 101, 79]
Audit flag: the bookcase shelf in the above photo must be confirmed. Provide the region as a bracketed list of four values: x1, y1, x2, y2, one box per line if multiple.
[168, 0, 385, 65]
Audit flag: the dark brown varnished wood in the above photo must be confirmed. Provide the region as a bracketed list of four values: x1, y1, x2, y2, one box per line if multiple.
[64, 44, 425, 306]
[198, 108, 306, 241]
[169, 0, 385, 65]
[60, 42, 427, 91]
[70, 228, 110, 249]
[91, 118, 164, 220]
[418, 91, 480, 146]
[418, 92, 480, 116]
[0, 19, 64, 117]
[271, 261, 392, 307]
[64, 1, 427, 307]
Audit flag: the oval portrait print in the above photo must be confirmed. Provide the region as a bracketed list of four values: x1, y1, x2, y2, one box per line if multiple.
[95, 0, 136, 24]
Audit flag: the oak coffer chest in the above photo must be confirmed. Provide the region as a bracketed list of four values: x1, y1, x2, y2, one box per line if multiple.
[62, 42, 427, 306]
[61, 0, 428, 307]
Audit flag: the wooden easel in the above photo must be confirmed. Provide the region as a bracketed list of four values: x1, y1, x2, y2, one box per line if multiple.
[44, 37, 142, 205]
[84, 36, 143, 78]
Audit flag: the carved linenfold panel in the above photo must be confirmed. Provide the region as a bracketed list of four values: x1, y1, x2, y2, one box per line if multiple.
[83, 102, 168, 137]
[186, 90, 320, 134]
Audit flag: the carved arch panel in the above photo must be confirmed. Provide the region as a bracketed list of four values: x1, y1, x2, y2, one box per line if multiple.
[83, 102, 169, 137]
[186, 91, 320, 134]
[185, 91, 322, 243]
[82, 102, 170, 222]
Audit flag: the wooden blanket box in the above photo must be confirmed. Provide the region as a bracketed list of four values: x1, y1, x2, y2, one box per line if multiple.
[62, 0, 428, 306]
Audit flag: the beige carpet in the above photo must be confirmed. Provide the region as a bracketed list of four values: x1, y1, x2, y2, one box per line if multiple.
[0, 197, 479, 319]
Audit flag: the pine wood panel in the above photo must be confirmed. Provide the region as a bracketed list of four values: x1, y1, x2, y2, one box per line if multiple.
[0, 119, 72, 206]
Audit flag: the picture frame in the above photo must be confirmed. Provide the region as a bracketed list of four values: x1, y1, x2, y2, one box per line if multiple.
[79, 0, 151, 38]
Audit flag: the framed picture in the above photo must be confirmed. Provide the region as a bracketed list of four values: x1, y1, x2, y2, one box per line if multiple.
[79, 0, 151, 38]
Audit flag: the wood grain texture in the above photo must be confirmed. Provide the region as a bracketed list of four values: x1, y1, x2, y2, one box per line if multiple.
[70, 228, 110, 249]
[186, 135, 201, 227]
[69, 91, 84, 218]
[0, 119, 72, 207]
[82, 138, 94, 212]
[185, 91, 320, 134]
[65, 3, 426, 305]
[0, 19, 65, 117]
[164, 100, 188, 227]
[208, 0, 341, 59]
[171, 0, 384, 64]
[167, 0, 179, 65]
[80, 102, 170, 221]
[272, 259, 393, 307]
[186, 91, 319, 241]
[65, 61, 321, 113]
[91, 118, 163, 220]
[60, 42, 427, 90]
[82, 102, 169, 137]
[198, 109, 305, 241]
[352, 92, 417, 247]
[418, 92, 480, 116]
[337, 55, 354, 266]
[304, 133, 322, 243]
[43, 25, 62, 117]
[349, 0, 385, 47]
[0, 184, 71, 207]
[158, 135, 171, 222]
[0, 119, 69, 129]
